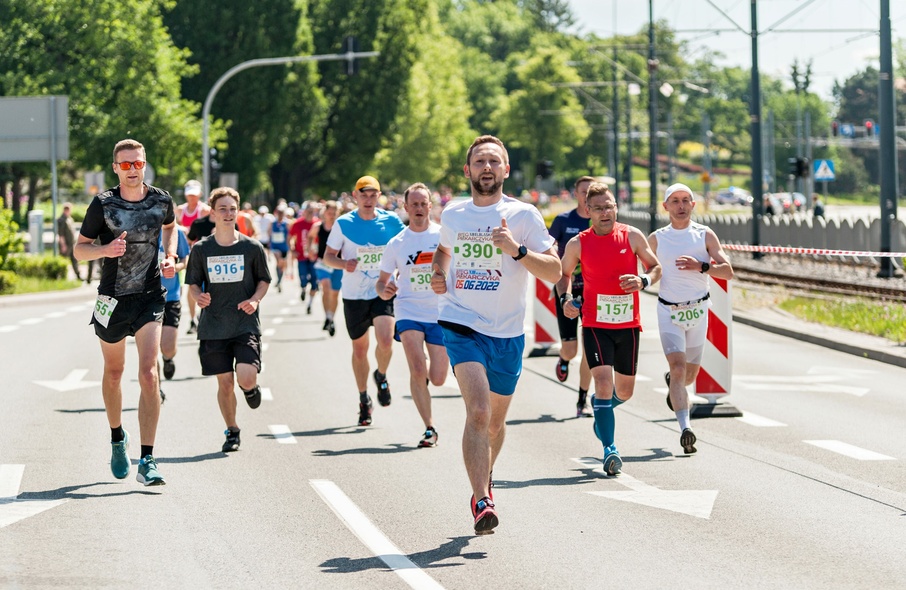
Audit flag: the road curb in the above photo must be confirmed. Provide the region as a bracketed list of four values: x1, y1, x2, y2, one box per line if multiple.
[0, 285, 94, 308]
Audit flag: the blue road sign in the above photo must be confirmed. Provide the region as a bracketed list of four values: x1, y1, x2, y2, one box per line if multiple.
[840, 124, 855, 138]
[814, 159, 835, 181]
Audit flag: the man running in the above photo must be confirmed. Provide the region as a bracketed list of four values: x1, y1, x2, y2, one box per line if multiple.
[269, 204, 290, 292]
[648, 183, 734, 454]
[376, 183, 448, 448]
[431, 135, 560, 534]
[548, 176, 594, 416]
[559, 182, 661, 476]
[309, 201, 342, 336]
[185, 187, 271, 453]
[74, 138, 178, 486]
[157, 227, 191, 389]
[289, 202, 320, 311]
[325, 177, 405, 426]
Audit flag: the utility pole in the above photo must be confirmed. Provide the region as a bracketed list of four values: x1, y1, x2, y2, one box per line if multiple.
[647, 0, 659, 233]
[878, 0, 899, 277]
[626, 82, 634, 207]
[749, 0, 764, 258]
[612, 43, 620, 202]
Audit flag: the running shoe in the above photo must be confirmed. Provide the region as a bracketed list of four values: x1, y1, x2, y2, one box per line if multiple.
[322, 319, 330, 331]
[576, 402, 591, 418]
[110, 430, 130, 480]
[222, 429, 241, 453]
[186, 319, 197, 335]
[664, 371, 675, 410]
[471, 496, 498, 535]
[162, 357, 175, 380]
[358, 400, 373, 426]
[244, 385, 262, 409]
[418, 427, 438, 448]
[159, 389, 166, 404]
[555, 358, 569, 382]
[602, 444, 622, 476]
[327, 320, 336, 337]
[681, 428, 697, 454]
[300, 289, 306, 301]
[277, 283, 282, 293]
[136, 455, 166, 486]
[306, 304, 312, 315]
[374, 370, 391, 407]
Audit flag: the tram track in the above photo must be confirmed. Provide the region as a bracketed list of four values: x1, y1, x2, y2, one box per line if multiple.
[732, 261, 906, 302]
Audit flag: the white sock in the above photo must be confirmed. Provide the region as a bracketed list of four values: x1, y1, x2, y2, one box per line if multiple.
[675, 409, 691, 431]
[326, 311, 334, 320]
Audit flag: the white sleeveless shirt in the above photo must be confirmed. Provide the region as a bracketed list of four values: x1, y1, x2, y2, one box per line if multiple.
[653, 221, 710, 303]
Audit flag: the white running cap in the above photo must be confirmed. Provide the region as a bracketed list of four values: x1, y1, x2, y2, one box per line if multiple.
[664, 182, 694, 202]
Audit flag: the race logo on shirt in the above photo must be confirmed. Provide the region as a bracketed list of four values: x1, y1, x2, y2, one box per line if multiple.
[454, 269, 501, 291]
[407, 250, 435, 266]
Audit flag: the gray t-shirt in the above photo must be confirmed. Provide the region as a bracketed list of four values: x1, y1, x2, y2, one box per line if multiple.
[185, 234, 271, 340]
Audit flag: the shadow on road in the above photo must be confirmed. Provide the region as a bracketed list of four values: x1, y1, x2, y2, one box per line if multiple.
[505, 413, 572, 426]
[320, 536, 484, 573]
[56, 407, 137, 414]
[256, 426, 368, 439]
[157, 452, 227, 464]
[16, 482, 160, 501]
[310, 443, 418, 457]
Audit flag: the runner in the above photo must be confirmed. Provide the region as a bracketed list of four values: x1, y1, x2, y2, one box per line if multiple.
[324, 176, 405, 426]
[177, 180, 210, 335]
[431, 135, 560, 534]
[289, 202, 320, 311]
[185, 187, 271, 453]
[269, 205, 290, 293]
[74, 138, 178, 486]
[157, 227, 191, 391]
[309, 201, 342, 336]
[559, 182, 661, 476]
[648, 183, 734, 454]
[375, 183, 448, 448]
[548, 176, 594, 416]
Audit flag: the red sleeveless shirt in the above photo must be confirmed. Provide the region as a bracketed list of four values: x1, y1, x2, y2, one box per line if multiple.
[579, 222, 641, 329]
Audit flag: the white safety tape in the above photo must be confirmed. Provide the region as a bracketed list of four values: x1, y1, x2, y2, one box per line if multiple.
[725, 244, 906, 257]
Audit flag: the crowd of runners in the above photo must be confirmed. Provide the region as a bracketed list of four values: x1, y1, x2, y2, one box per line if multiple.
[75, 135, 734, 534]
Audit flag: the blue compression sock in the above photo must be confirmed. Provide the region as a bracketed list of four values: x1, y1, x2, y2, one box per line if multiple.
[592, 396, 615, 448]
[611, 387, 625, 407]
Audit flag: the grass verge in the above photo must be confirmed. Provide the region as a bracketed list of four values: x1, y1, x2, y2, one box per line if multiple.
[9, 277, 83, 295]
[778, 294, 906, 343]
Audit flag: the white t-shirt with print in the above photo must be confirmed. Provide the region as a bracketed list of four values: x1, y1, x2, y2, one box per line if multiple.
[438, 196, 554, 338]
[378, 223, 441, 323]
[326, 209, 406, 300]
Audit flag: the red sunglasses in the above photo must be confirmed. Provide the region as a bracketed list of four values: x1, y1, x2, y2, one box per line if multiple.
[114, 160, 146, 170]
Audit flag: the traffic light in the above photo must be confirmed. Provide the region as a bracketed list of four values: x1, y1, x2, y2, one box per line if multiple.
[831, 120, 839, 136]
[209, 147, 222, 186]
[535, 160, 554, 179]
[796, 157, 809, 178]
[787, 157, 798, 177]
[864, 119, 875, 137]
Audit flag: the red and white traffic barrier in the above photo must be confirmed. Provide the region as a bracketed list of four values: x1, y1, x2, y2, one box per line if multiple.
[694, 274, 733, 404]
[530, 278, 559, 356]
[724, 244, 906, 257]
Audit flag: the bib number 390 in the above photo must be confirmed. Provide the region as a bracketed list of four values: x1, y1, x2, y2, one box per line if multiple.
[454, 232, 501, 270]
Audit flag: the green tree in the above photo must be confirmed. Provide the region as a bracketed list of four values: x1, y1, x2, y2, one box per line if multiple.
[0, 0, 218, 198]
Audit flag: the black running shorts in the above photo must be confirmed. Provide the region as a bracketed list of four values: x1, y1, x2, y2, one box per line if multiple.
[342, 296, 394, 340]
[198, 333, 262, 376]
[162, 300, 182, 329]
[582, 326, 640, 375]
[91, 288, 165, 344]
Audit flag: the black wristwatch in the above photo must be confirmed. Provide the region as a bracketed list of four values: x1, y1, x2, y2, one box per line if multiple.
[512, 245, 528, 261]
[700, 262, 711, 274]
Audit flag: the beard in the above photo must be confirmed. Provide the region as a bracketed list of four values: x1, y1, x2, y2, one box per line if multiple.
[470, 175, 502, 197]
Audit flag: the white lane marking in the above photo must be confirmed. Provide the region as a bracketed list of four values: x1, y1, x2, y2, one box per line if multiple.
[310, 480, 445, 590]
[261, 387, 273, 401]
[0, 465, 68, 529]
[0, 326, 18, 333]
[736, 412, 787, 427]
[268, 424, 296, 444]
[262, 343, 270, 352]
[804, 440, 895, 461]
[19, 318, 43, 326]
[272, 317, 284, 325]
[34, 369, 100, 392]
[0, 465, 25, 501]
[263, 328, 276, 337]
[66, 305, 86, 312]
[44, 311, 66, 319]
[572, 458, 718, 519]
[279, 307, 291, 315]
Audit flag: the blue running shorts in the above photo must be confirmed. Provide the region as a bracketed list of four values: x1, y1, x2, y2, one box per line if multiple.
[441, 325, 524, 395]
[395, 319, 445, 346]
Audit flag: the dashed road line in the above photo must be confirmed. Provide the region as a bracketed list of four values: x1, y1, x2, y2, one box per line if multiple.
[310, 480, 445, 590]
[804, 440, 895, 461]
[736, 412, 787, 427]
[268, 424, 296, 444]
[261, 387, 273, 401]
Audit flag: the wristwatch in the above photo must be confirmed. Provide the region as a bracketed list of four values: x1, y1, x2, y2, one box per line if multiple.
[700, 262, 711, 274]
[512, 245, 528, 261]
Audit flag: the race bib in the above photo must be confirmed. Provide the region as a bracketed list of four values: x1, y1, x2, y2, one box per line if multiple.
[207, 255, 245, 283]
[595, 294, 634, 324]
[670, 300, 707, 330]
[356, 246, 385, 271]
[271, 232, 285, 244]
[94, 295, 118, 328]
[453, 232, 501, 270]
[409, 263, 433, 292]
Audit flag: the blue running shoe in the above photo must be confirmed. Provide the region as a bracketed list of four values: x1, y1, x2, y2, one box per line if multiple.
[603, 445, 622, 476]
[111, 430, 130, 480]
[136, 455, 166, 486]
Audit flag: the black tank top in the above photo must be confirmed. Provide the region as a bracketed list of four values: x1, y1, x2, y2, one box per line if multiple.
[317, 223, 331, 259]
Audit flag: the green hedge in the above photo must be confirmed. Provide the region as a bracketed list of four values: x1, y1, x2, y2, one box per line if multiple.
[0, 270, 18, 294]
[4, 254, 69, 280]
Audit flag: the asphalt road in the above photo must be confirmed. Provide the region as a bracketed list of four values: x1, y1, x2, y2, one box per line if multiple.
[1, 282, 904, 589]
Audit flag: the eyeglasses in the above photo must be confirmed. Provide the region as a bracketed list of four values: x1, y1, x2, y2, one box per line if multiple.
[114, 160, 146, 170]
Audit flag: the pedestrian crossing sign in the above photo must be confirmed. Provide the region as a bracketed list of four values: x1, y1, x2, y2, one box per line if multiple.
[813, 159, 835, 181]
